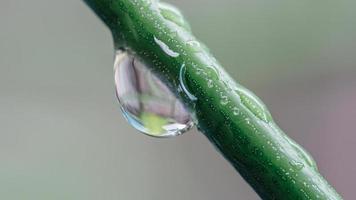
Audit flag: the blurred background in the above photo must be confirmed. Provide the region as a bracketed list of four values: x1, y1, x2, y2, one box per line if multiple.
[1, 0, 355, 199]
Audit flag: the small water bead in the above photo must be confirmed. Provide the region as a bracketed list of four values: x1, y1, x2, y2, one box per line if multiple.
[288, 138, 318, 170]
[232, 107, 240, 116]
[245, 117, 251, 125]
[114, 50, 194, 137]
[289, 160, 305, 171]
[158, 2, 191, 31]
[220, 93, 229, 105]
[179, 64, 198, 101]
[205, 65, 220, 80]
[221, 73, 238, 92]
[235, 86, 272, 123]
[186, 40, 201, 51]
[154, 36, 180, 58]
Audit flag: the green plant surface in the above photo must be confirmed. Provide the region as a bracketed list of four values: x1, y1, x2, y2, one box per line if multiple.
[83, 0, 343, 199]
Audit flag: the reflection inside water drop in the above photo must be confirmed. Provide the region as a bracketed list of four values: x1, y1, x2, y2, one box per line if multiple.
[114, 50, 194, 137]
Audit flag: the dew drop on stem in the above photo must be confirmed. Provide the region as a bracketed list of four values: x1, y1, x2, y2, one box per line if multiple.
[114, 50, 194, 137]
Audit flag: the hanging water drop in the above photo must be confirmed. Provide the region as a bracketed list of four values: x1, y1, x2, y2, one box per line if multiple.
[114, 50, 194, 137]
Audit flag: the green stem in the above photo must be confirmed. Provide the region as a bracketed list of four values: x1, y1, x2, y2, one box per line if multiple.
[83, 0, 342, 199]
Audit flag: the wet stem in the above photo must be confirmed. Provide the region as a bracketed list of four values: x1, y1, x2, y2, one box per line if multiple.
[83, 0, 343, 199]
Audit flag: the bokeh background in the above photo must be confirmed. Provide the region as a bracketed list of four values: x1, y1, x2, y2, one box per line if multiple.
[1, 0, 355, 199]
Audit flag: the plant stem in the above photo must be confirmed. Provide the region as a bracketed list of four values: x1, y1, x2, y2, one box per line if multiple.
[83, 0, 342, 199]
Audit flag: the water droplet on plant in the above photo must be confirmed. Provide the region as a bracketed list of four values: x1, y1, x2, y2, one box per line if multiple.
[154, 36, 180, 57]
[232, 107, 240, 116]
[186, 40, 201, 51]
[288, 138, 318, 170]
[179, 64, 198, 101]
[205, 65, 220, 80]
[220, 93, 229, 105]
[114, 50, 194, 137]
[289, 160, 305, 171]
[235, 86, 272, 123]
[159, 2, 191, 31]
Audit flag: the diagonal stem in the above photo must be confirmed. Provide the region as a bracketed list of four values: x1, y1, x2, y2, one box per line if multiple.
[83, 0, 342, 199]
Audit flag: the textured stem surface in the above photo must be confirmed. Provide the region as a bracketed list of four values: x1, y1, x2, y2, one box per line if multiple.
[83, 0, 342, 199]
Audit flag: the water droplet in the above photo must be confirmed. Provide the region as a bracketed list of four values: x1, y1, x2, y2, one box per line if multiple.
[159, 2, 191, 31]
[289, 160, 305, 171]
[235, 86, 272, 123]
[186, 40, 201, 51]
[232, 107, 240, 116]
[289, 139, 318, 170]
[154, 36, 180, 57]
[179, 64, 198, 101]
[114, 50, 194, 137]
[205, 65, 220, 80]
[220, 93, 229, 105]
[245, 118, 251, 124]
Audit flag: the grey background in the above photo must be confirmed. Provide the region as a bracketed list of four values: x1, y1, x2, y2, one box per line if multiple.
[1, 0, 355, 199]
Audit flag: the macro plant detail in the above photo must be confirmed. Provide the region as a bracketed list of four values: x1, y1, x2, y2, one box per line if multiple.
[83, 0, 343, 199]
